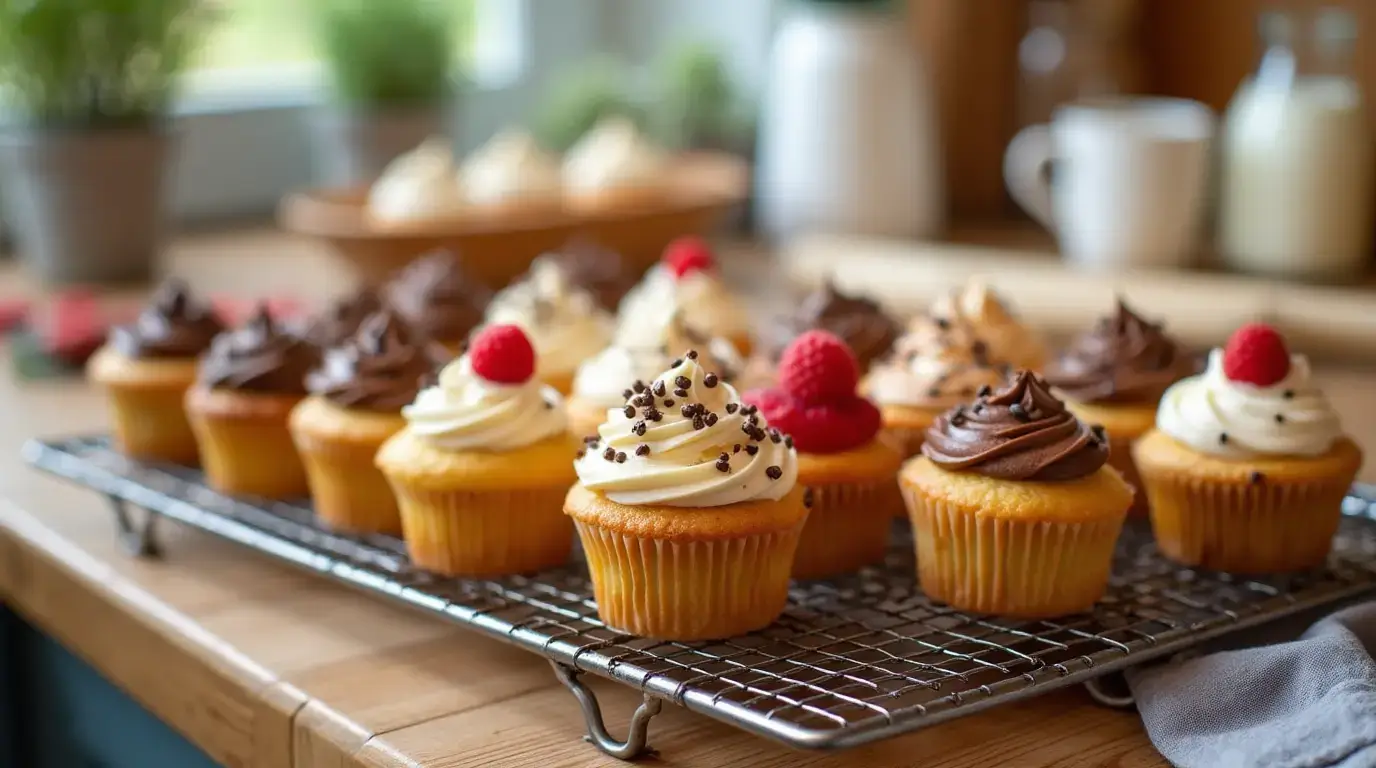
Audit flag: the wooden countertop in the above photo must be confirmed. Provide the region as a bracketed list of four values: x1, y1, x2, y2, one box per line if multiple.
[0, 230, 1370, 768]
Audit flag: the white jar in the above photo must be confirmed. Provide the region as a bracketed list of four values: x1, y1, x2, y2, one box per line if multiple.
[756, 0, 944, 241]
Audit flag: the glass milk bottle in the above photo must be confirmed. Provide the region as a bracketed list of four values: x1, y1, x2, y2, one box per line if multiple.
[1218, 8, 1375, 281]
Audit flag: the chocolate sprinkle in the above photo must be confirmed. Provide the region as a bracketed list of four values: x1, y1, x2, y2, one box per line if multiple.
[675, 375, 691, 390]
[674, 389, 688, 398]
[681, 405, 696, 418]
[687, 350, 698, 360]
[733, 444, 741, 453]
[584, 435, 600, 444]
[1275, 414, 1286, 424]
[636, 444, 650, 456]
[633, 380, 647, 393]
[926, 386, 941, 398]
[663, 398, 675, 407]
[704, 373, 719, 388]
[746, 444, 759, 455]
[972, 404, 984, 414]
[615, 451, 627, 463]
[1009, 403, 1030, 422]
[718, 452, 730, 462]
[645, 407, 663, 422]
[766, 466, 783, 480]
[622, 388, 633, 399]
[623, 405, 635, 418]
[725, 403, 739, 414]
[1283, 390, 1295, 400]
[784, 436, 794, 449]
[576, 449, 586, 459]
[692, 416, 706, 430]
[705, 413, 719, 427]
[804, 488, 815, 508]
[633, 421, 647, 436]
[935, 317, 950, 330]
[602, 447, 616, 461]
[671, 358, 682, 367]
[976, 385, 991, 398]
[1249, 470, 1265, 484]
[769, 429, 782, 444]
[652, 380, 666, 397]
[715, 459, 730, 472]
[1219, 432, 1230, 445]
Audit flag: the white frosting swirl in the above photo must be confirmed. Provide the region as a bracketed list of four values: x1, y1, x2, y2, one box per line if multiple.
[562, 117, 667, 195]
[573, 356, 797, 507]
[573, 309, 742, 407]
[483, 258, 614, 377]
[866, 329, 1006, 407]
[460, 129, 563, 207]
[1157, 349, 1341, 458]
[403, 355, 567, 452]
[367, 138, 467, 223]
[617, 264, 752, 340]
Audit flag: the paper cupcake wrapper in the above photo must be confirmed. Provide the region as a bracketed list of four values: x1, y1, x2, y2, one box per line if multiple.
[573, 520, 803, 640]
[291, 427, 401, 536]
[187, 405, 308, 500]
[793, 480, 903, 579]
[902, 484, 1125, 618]
[104, 380, 200, 465]
[1102, 431, 1148, 518]
[1138, 466, 1351, 574]
[387, 483, 573, 577]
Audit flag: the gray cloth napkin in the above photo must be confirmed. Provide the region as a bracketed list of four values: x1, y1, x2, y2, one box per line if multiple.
[1128, 602, 1376, 768]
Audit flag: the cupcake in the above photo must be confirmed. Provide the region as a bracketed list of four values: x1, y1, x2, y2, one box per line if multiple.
[566, 350, 807, 640]
[87, 279, 225, 463]
[865, 327, 1007, 459]
[907, 281, 1048, 372]
[482, 256, 615, 394]
[367, 137, 468, 227]
[289, 311, 445, 534]
[185, 306, 319, 498]
[750, 279, 901, 390]
[561, 117, 668, 212]
[1133, 324, 1362, 574]
[617, 237, 754, 355]
[568, 307, 741, 436]
[1044, 299, 1196, 514]
[900, 371, 1132, 617]
[743, 331, 903, 578]
[383, 249, 492, 353]
[530, 239, 639, 313]
[375, 324, 578, 576]
[302, 287, 383, 349]
[459, 129, 564, 216]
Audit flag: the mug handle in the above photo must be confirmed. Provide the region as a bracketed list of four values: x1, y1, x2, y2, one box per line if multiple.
[1002, 124, 1057, 232]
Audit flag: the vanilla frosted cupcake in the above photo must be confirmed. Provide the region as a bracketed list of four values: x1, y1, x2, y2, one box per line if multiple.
[907, 281, 1048, 372]
[562, 116, 668, 212]
[483, 256, 615, 394]
[460, 129, 564, 215]
[617, 237, 754, 355]
[568, 306, 741, 436]
[376, 324, 579, 576]
[367, 137, 467, 227]
[1134, 324, 1362, 573]
[566, 351, 807, 640]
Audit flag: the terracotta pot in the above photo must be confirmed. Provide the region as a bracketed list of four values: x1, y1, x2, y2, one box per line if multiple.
[309, 106, 448, 186]
[0, 127, 170, 284]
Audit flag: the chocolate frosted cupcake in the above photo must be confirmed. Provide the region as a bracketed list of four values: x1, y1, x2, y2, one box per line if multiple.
[88, 279, 226, 463]
[383, 250, 491, 352]
[530, 239, 639, 312]
[1045, 299, 1195, 513]
[304, 288, 383, 349]
[290, 311, 443, 534]
[899, 371, 1132, 617]
[759, 279, 900, 377]
[185, 306, 319, 498]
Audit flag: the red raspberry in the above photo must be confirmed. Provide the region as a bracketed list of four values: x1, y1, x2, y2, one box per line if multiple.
[743, 387, 881, 454]
[663, 236, 717, 279]
[1222, 323, 1290, 387]
[777, 330, 859, 404]
[468, 324, 535, 384]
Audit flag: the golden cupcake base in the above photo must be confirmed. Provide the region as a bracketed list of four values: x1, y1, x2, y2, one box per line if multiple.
[185, 385, 308, 499]
[87, 345, 202, 465]
[792, 440, 905, 579]
[289, 396, 406, 536]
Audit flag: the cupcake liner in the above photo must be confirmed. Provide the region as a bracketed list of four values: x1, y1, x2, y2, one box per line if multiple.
[292, 426, 401, 536]
[901, 484, 1125, 618]
[1104, 434, 1147, 518]
[573, 519, 803, 640]
[186, 398, 308, 499]
[104, 380, 200, 465]
[793, 480, 902, 579]
[388, 482, 574, 576]
[1138, 466, 1351, 574]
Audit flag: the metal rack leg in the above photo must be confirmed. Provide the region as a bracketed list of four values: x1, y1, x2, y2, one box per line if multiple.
[1083, 672, 1135, 709]
[107, 495, 161, 558]
[551, 662, 662, 760]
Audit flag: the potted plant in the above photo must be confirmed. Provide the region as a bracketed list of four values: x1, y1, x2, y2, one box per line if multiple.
[532, 57, 648, 153]
[308, 0, 464, 186]
[0, 0, 211, 284]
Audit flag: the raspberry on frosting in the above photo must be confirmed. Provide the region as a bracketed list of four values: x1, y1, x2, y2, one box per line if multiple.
[663, 236, 716, 280]
[1222, 323, 1290, 387]
[469, 324, 535, 384]
[745, 330, 880, 454]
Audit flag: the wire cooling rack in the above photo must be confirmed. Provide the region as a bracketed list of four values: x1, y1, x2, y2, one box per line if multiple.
[23, 435, 1376, 759]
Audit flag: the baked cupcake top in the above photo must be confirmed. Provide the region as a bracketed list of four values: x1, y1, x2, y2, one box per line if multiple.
[110, 279, 225, 359]
[303, 288, 383, 350]
[574, 309, 741, 408]
[460, 128, 563, 207]
[574, 350, 798, 507]
[198, 305, 318, 395]
[402, 324, 565, 451]
[307, 311, 445, 412]
[384, 250, 492, 344]
[562, 116, 667, 194]
[530, 239, 639, 312]
[905, 281, 1047, 372]
[483, 256, 615, 377]
[764, 279, 900, 371]
[1044, 299, 1194, 405]
[617, 238, 752, 341]
[922, 370, 1108, 481]
[367, 137, 467, 223]
[864, 326, 1008, 409]
[1157, 324, 1341, 458]
[744, 331, 881, 454]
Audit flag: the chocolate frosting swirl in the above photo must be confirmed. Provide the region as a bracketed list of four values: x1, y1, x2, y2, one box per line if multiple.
[304, 288, 383, 349]
[383, 250, 491, 343]
[921, 371, 1108, 481]
[1044, 299, 1195, 404]
[198, 305, 318, 395]
[767, 279, 900, 370]
[534, 239, 638, 312]
[306, 311, 445, 411]
[110, 279, 225, 359]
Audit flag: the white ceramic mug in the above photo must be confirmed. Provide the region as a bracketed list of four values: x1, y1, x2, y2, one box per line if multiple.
[1003, 97, 1215, 269]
